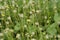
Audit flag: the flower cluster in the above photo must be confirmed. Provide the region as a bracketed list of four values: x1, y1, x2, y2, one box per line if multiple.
[0, 0, 60, 40]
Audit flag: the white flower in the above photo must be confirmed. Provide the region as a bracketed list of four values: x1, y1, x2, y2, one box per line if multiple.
[43, 32, 46, 35]
[5, 28, 9, 31]
[24, 25, 27, 28]
[44, 16, 47, 19]
[0, 0, 2, 2]
[18, 14, 24, 18]
[54, 10, 57, 13]
[27, 19, 31, 22]
[4, 2, 7, 5]
[25, 33, 29, 36]
[0, 6, 5, 9]
[12, 0, 15, 4]
[0, 33, 3, 36]
[58, 21, 60, 24]
[0, 39, 4, 40]
[43, 1, 45, 4]
[31, 32, 35, 37]
[16, 34, 20, 39]
[29, 0, 33, 4]
[16, 5, 18, 7]
[32, 9, 35, 12]
[6, 21, 9, 24]
[25, 33, 30, 37]
[7, 16, 11, 20]
[13, 10, 17, 13]
[9, 29, 14, 32]
[36, 10, 40, 13]
[47, 20, 49, 23]
[2, 6, 5, 9]
[57, 35, 60, 38]
[31, 38, 36, 40]
[23, 0, 26, 4]
[45, 35, 49, 39]
[31, 32, 35, 35]
[30, 11, 32, 14]
[4, 28, 9, 33]
[39, 28, 42, 31]
[35, 22, 39, 25]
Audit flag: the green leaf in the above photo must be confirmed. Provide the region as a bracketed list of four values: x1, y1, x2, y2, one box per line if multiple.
[28, 25, 36, 34]
[47, 23, 57, 35]
[14, 22, 20, 32]
[54, 13, 60, 22]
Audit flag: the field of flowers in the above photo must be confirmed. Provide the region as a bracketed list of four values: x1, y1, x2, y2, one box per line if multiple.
[0, 0, 60, 40]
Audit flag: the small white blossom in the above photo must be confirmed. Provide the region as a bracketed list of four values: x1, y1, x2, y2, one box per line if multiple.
[39, 28, 42, 31]
[4, 2, 7, 5]
[0, 6, 5, 9]
[0, 0, 2, 2]
[4, 28, 10, 33]
[31, 32, 35, 35]
[44, 16, 47, 19]
[13, 10, 17, 13]
[57, 35, 60, 38]
[36, 10, 40, 13]
[30, 11, 32, 14]
[6, 21, 9, 24]
[31, 32, 35, 37]
[16, 5, 18, 7]
[43, 32, 46, 35]
[5, 28, 9, 31]
[27, 19, 31, 22]
[29, 0, 33, 4]
[9, 29, 14, 32]
[0, 39, 4, 40]
[31, 38, 36, 40]
[58, 21, 60, 24]
[25, 33, 29, 36]
[18, 14, 24, 18]
[43, 1, 45, 4]
[24, 25, 27, 28]
[0, 33, 3, 36]
[45, 35, 49, 39]
[7, 16, 11, 20]
[25, 33, 30, 37]
[55, 10, 57, 13]
[16, 34, 20, 39]
[12, 0, 15, 4]
[32, 9, 35, 12]
[35, 22, 39, 25]
[23, 0, 26, 4]
[47, 20, 49, 23]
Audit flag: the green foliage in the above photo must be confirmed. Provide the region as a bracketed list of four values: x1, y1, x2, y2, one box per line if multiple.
[0, 0, 60, 40]
[47, 23, 57, 35]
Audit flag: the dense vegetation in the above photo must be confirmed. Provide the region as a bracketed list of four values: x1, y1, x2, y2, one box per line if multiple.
[0, 0, 60, 40]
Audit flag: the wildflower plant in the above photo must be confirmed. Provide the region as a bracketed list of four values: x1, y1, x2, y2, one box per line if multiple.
[0, 0, 60, 40]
